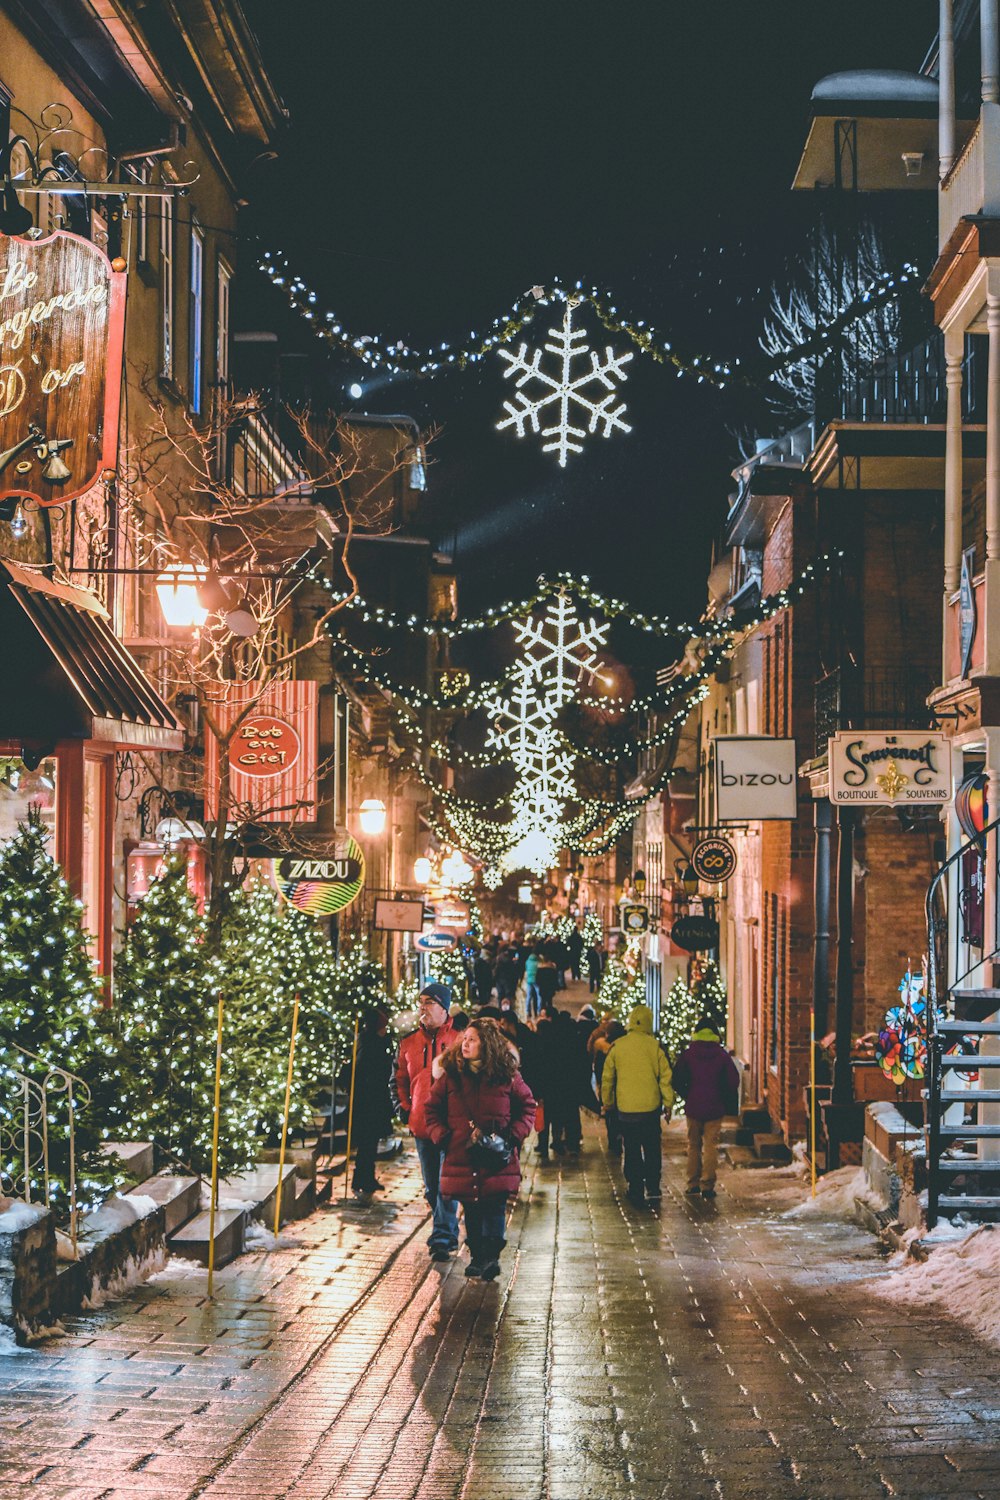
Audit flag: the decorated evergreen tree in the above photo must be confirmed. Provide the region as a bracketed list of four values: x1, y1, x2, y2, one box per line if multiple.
[691, 962, 727, 1036]
[428, 945, 470, 1004]
[115, 860, 256, 1177]
[0, 809, 121, 1212]
[597, 948, 646, 1023]
[582, 912, 603, 948]
[659, 975, 701, 1062]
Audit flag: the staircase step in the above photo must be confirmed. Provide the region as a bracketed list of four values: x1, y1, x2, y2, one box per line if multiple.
[939, 1125, 1000, 1137]
[740, 1107, 772, 1133]
[937, 1020, 1000, 1034]
[952, 988, 1000, 1023]
[942, 1055, 1000, 1068]
[219, 1164, 298, 1227]
[935, 1158, 1000, 1172]
[753, 1133, 792, 1162]
[938, 1195, 1000, 1209]
[167, 1207, 246, 1268]
[724, 1144, 777, 1170]
[128, 1174, 200, 1234]
[941, 1090, 1000, 1102]
[101, 1141, 154, 1183]
[290, 1175, 315, 1220]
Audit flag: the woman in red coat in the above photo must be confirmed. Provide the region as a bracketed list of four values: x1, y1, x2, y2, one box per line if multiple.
[425, 1017, 536, 1281]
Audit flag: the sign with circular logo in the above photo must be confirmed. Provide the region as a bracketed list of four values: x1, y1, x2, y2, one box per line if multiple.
[670, 915, 720, 953]
[415, 930, 458, 952]
[230, 714, 301, 779]
[691, 836, 737, 884]
[621, 903, 650, 935]
[273, 835, 365, 915]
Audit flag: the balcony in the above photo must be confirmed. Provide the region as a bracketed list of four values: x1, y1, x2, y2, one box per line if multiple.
[817, 329, 985, 429]
[814, 666, 938, 758]
[939, 103, 1000, 250]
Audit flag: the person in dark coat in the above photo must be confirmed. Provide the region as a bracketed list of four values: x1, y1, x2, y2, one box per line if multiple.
[544, 1009, 584, 1154]
[577, 1002, 599, 1050]
[586, 940, 606, 994]
[566, 923, 584, 981]
[473, 951, 495, 1007]
[494, 948, 518, 1004]
[425, 1018, 536, 1281]
[590, 1016, 625, 1158]
[672, 1020, 741, 1198]
[351, 1006, 394, 1199]
[536, 955, 559, 1011]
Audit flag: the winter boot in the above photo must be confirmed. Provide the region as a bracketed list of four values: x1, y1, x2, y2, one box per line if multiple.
[464, 1236, 485, 1278]
[479, 1236, 505, 1282]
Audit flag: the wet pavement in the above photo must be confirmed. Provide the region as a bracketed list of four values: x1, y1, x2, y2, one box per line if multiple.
[4, 1082, 1000, 1497]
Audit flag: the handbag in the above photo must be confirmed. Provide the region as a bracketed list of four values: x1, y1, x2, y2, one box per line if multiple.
[467, 1122, 513, 1174]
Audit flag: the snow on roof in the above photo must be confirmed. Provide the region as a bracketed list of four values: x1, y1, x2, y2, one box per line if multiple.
[812, 70, 939, 108]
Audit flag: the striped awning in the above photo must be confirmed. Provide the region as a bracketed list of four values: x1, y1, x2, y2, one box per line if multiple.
[0, 560, 184, 751]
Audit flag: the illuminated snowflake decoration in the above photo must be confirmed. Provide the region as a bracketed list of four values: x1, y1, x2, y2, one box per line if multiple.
[485, 596, 609, 876]
[497, 302, 633, 467]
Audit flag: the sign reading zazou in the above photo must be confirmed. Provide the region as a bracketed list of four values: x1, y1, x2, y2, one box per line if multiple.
[828, 731, 953, 806]
[0, 231, 126, 506]
[714, 736, 798, 821]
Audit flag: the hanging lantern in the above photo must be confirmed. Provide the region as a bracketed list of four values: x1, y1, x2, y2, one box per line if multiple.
[955, 772, 988, 841]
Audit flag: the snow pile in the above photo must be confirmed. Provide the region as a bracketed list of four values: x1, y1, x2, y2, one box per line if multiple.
[0, 1200, 48, 1233]
[148, 1256, 205, 1282]
[80, 1246, 167, 1309]
[783, 1165, 887, 1221]
[79, 1192, 158, 1244]
[244, 1222, 303, 1252]
[881, 1224, 1000, 1347]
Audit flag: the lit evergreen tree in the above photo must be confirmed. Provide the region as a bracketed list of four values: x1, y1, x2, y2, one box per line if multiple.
[0, 809, 121, 1211]
[660, 975, 701, 1062]
[691, 962, 727, 1036]
[582, 912, 603, 948]
[114, 860, 256, 1177]
[597, 950, 646, 1023]
[428, 945, 470, 1004]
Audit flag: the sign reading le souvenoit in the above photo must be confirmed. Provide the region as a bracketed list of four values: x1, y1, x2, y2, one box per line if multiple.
[691, 836, 737, 883]
[829, 731, 953, 806]
[714, 736, 798, 821]
[0, 231, 127, 506]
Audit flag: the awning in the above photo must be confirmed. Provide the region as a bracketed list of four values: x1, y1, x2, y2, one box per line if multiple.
[0, 560, 184, 751]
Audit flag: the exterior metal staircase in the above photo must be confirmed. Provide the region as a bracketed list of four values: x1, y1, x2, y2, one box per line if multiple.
[925, 817, 1000, 1227]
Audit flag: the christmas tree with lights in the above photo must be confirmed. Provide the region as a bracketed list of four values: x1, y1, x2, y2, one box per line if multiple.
[428, 945, 470, 1005]
[582, 912, 603, 948]
[597, 946, 646, 1023]
[115, 860, 256, 1177]
[0, 809, 122, 1211]
[691, 962, 727, 1035]
[659, 975, 701, 1062]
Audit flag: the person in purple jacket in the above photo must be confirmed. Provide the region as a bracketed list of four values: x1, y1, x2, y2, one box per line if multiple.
[672, 1019, 741, 1199]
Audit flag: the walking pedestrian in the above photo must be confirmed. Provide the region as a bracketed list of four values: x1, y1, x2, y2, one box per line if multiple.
[586, 938, 606, 994]
[590, 1016, 625, 1158]
[600, 1004, 674, 1207]
[393, 981, 460, 1261]
[495, 947, 518, 1005]
[536, 953, 559, 1011]
[425, 1018, 536, 1281]
[566, 922, 584, 981]
[473, 949, 495, 1007]
[351, 1005, 394, 1201]
[672, 1019, 741, 1199]
[577, 1002, 599, 1049]
[524, 948, 542, 1017]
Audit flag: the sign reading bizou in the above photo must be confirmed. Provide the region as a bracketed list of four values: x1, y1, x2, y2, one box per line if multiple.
[714, 736, 798, 821]
[828, 731, 953, 806]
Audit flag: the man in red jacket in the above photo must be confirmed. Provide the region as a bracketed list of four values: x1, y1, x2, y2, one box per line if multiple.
[393, 981, 460, 1260]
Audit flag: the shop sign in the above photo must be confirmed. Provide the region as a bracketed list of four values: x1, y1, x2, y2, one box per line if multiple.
[126, 840, 208, 916]
[670, 914, 720, 953]
[205, 680, 318, 821]
[415, 929, 457, 952]
[228, 714, 300, 777]
[828, 731, 953, 806]
[273, 832, 365, 915]
[621, 903, 650, 935]
[960, 546, 977, 680]
[374, 897, 425, 932]
[434, 897, 471, 933]
[0, 231, 127, 507]
[714, 736, 798, 821]
[691, 836, 737, 883]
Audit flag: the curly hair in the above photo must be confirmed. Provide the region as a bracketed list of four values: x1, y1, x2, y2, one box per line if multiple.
[439, 1017, 517, 1085]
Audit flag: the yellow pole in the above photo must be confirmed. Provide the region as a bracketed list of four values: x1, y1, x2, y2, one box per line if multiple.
[273, 992, 301, 1239]
[207, 990, 225, 1298]
[343, 1014, 360, 1202]
[810, 1008, 817, 1199]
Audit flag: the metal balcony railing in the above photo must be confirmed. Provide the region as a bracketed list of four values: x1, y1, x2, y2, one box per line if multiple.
[817, 330, 986, 429]
[813, 666, 937, 758]
[0, 1046, 91, 1256]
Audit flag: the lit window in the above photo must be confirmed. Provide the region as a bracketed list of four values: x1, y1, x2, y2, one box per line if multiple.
[190, 223, 204, 413]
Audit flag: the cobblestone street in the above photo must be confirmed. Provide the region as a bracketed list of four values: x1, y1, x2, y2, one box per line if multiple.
[3, 1118, 1000, 1500]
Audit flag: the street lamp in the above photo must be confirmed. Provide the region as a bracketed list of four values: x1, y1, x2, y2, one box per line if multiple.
[413, 855, 433, 885]
[156, 564, 208, 629]
[359, 797, 387, 837]
[440, 848, 474, 888]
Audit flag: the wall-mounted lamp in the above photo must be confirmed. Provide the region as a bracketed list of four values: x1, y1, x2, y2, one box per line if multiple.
[359, 797, 387, 836]
[156, 564, 208, 628]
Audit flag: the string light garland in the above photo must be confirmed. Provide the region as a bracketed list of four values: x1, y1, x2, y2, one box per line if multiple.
[259, 252, 922, 392]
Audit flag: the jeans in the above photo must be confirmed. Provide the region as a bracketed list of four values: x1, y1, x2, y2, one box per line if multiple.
[414, 1136, 460, 1250]
[620, 1110, 662, 1198]
[686, 1116, 723, 1190]
[462, 1195, 507, 1253]
[525, 981, 542, 1017]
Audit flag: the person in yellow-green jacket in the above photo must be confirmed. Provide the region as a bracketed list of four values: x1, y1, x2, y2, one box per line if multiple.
[600, 1004, 674, 1208]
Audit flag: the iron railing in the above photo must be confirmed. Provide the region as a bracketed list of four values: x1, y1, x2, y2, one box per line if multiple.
[813, 666, 938, 758]
[0, 1046, 91, 1256]
[818, 329, 986, 428]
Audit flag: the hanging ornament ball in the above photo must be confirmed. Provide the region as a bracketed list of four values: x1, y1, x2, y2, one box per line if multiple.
[111, 257, 128, 273]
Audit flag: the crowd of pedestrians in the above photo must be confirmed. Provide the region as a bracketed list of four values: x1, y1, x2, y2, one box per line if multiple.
[346, 923, 741, 1281]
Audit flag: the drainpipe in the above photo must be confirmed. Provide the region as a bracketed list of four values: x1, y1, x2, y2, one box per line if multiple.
[940, 0, 956, 179]
[830, 808, 856, 1169]
[812, 798, 833, 1038]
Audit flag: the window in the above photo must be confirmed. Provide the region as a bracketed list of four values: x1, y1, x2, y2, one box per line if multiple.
[189, 223, 204, 413]
[216, 259, 232, 386]
[160, 199, 174, 379]
[132, 158, 152, 264]
[0, 755, 57, 847]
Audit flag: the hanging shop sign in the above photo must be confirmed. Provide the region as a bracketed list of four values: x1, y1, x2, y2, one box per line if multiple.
[434, 897, 471, 933]
[415, 929, 458, 952]
[828, 731, 953, 806]
[960, 546, 978, 681]
[374, 897, 426, 933]
[670, 914, 720, 953]
[0, 231, 127, 507]
[205, 680, 318, 822]
[691, 836, 737, 883]
[621, 903, 650, 935]
[126, 840, 208, 918]
[273, 831, 365, 916]
[714, 736, 798, 821]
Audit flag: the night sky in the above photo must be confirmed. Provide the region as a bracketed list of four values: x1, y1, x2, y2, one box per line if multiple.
[242, 0, 935, 630]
